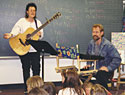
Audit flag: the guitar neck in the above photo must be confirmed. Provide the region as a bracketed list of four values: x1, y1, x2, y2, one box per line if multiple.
[29, 21, 48, 38]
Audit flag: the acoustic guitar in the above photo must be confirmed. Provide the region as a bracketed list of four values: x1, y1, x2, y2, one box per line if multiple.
[9, 12, 61, 55]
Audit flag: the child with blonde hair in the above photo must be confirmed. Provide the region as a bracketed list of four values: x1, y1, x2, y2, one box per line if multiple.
[83, 82, 93, 95]
[90, 84, 108, 95]
[26, 75, 44, 93]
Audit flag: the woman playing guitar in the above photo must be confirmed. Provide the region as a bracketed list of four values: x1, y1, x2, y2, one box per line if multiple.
[3, 2, 43, 93]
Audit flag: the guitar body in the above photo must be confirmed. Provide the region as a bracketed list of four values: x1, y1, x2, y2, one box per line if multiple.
[9, 27, 39, 55]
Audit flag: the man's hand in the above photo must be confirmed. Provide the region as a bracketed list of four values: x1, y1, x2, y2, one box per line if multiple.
[83, 65, 91, 69]
[99, 66, 108, 72]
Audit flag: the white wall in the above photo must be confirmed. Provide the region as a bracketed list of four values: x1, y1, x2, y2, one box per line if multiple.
[0, 56, 121, 85]
[0, 56, 86, 85]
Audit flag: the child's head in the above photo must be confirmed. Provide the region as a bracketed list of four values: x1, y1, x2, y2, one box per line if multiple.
[83, 82, 93, 95]
[26, 75, 44, 93]
[90, 84, 107, 95]
[42, 82, 56, 95]
[62, 70, 83, 95]
[63, 70, 81, 88]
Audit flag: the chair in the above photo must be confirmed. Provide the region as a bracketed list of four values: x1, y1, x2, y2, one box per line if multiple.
[76, 45, 98, 82]
[117, 63, 125, 90]
[77, 54, 98, 83]
[55, 43, 79, 73]
[55, 43, 98, 79]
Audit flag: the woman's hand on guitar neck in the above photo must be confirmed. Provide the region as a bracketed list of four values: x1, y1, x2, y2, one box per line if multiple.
[37, 32, 42, 37]
[3, 33, 12, 39]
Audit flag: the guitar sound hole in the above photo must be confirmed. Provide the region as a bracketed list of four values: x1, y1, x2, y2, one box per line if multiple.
[26, 34, 31, 39]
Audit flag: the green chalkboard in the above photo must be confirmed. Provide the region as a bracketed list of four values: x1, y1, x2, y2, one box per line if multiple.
[0, 0, 123, 56]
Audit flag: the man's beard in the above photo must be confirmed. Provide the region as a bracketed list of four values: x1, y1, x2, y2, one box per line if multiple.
[93, 35, 100, 42]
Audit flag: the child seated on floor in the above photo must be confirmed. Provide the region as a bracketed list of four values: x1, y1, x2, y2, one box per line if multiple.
[42, 82, 56, 95]
[58, 70, 85, 95]
[90, 84, 112, 95]
[82, 82, 93, 95]
[26, 75, 44, 93]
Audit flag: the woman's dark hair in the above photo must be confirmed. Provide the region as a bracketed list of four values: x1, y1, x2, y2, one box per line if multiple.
[61, 70, 66, 78]
[25, 2, 37, 18]
[62, 70, 82, 95]
[42, 82, 56, 95]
